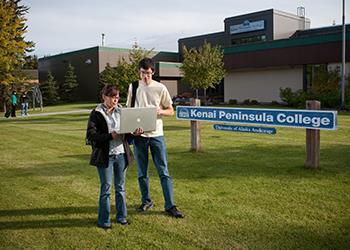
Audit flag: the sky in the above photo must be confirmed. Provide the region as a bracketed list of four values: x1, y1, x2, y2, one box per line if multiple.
[22, 0, 349, 57]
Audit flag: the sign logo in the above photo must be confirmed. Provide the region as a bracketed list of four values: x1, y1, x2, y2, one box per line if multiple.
[178, 108, 190, 118]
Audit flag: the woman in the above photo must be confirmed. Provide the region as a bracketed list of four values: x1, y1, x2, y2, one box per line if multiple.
[10, 91, 17, 117]
[86, 85, 143, 229]
[20, 91, 29, 116]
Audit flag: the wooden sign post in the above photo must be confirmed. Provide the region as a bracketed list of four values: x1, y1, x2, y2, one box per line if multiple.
[191, 98, 201, 152]
[305, 101, 320, 169]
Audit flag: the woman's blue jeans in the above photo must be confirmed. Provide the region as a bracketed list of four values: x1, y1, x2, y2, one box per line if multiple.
[97, 154, 127, 227]
[21, 102, 28, 116]
[133, 136, 175, 210]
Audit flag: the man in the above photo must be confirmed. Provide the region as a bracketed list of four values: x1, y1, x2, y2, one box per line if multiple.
[126, 58, 184, 218]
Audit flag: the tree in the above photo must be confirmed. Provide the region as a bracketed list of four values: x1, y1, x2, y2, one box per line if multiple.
[40, 72, 59, 105]
[98, 43, 153, 98]
[61, 63, 78, 101]
[115, 42, 153, 97]
[0, 0, 34, 110]
[98, 63, 118, 92]
[179, 42, 226, 152]
[128, 42, 153, 79]
[22, 55, 38, 69]
[180, 42, 226, 99]
[115, 57, 134, 95]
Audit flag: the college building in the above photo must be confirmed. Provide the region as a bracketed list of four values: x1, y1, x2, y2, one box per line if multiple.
[38, 8, 349, 103]
[38, 47, 181, 101]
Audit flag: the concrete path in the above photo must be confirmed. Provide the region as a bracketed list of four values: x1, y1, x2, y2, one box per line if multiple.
[1, 109, 90, 119]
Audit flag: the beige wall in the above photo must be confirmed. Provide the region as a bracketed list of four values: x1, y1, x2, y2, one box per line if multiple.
[160, 80, 178, 98]
[98, 51, 129, 72]
[158, 62, 182, 77]
[273, 10, 311, 40]
[224, 67, 303, 103]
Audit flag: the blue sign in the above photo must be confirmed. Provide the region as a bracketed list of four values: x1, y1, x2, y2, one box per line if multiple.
[230, 20, 265, 34]
[176, 106, 337, 130]
[214, 124, 276, 134]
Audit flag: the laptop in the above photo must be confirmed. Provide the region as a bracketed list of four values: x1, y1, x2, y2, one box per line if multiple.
[116, 107, 157, 134]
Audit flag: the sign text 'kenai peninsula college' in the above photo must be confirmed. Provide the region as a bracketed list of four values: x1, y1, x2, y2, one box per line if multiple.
[176, 106, 337, 130]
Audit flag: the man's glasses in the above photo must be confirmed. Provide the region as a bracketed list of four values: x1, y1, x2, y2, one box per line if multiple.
[140, 70, 154, 76]
[107, 95, 119, 100]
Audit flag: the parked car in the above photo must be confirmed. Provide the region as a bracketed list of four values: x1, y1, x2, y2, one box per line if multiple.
[207, 95, 224, 104]
[172, 92, 193, 106]
[173, 96, 191, 106]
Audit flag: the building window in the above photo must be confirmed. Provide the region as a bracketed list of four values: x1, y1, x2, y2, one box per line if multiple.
[231, 35, 267, 45]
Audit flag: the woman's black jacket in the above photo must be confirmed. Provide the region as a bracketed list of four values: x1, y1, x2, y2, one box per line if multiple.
[86, 109, 134, 168]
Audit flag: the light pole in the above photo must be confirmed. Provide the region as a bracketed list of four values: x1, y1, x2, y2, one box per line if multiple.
[340, 0, 346, 109]
[101, 33, 105, 46]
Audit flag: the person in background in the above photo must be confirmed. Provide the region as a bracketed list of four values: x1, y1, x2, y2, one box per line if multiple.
[20, 91, 29, 116]
[10, 91, 17, 118]
[126, 58, 184, 218]
[86, 84, 143, 229]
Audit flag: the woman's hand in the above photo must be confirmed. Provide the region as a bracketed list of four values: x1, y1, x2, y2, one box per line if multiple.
[111, 131, 119, 140]
[133, 128, 144, 136]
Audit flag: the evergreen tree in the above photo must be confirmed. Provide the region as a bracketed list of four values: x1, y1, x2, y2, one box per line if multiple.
[22, 55, 38, 69]
[61, 63, 78, 101]
[99, 63, 118, 86]
[98, 63, 118, 99]
[180, 42, 225, 99]
[0, 0, 34, 110]
[40, 72, 59, 105]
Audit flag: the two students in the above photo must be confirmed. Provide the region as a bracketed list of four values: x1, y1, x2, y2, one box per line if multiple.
[86, 58, 183, 229]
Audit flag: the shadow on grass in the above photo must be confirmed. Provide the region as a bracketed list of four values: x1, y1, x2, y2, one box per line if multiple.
[0, 206, 97, 230]
[0, 206, 97, 217]
[0, 206, 169, 230]
[0, 113, 89, 124]
[0, 218, 97, 230]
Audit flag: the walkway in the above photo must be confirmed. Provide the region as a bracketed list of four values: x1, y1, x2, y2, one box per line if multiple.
[1, 109, 90, 119]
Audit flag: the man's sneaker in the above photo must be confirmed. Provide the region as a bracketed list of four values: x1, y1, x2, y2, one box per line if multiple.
[137, 201, 154, 212]
[97, 224, 112, 230]
[117, 220, 130, 226]
[166, 206, 184, 218]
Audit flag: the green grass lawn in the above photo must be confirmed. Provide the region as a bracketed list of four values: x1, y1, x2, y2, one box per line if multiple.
[0, 104, 349, 249]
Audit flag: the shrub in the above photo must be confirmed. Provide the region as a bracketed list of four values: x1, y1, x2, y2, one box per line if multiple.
[250, 100, 259, 105]
[279, 88, 310, 108]
[242, 99, 250, 105]
[228, 99, 237, 105]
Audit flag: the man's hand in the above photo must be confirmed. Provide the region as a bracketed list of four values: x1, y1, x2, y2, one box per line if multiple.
[133, 128, 144, 136]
